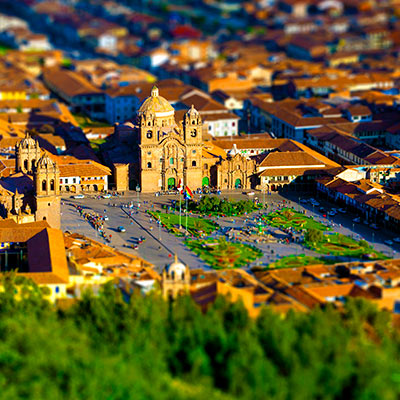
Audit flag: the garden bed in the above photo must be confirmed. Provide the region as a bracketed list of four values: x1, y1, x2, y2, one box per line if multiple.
[148, 211, 218, 238]
[185, 237, 262, 269]
[263, 208, 329, 232]
[305, 232, 386, 259]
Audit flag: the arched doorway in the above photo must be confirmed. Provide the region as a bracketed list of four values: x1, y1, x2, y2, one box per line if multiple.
[70, 185, 76, 193]
[202, 177, 210, 187]
[167, 177, 175, 189]
[234, 178, 242, 189]
[271, 184, 276, 192]
[93, 184, 98, 191]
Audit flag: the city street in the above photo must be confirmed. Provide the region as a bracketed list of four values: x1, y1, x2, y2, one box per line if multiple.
[61, 190, 399, 272]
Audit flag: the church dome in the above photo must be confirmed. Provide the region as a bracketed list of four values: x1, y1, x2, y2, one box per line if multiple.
[19, 132, 36, 148]
[187, 104, 199, 117]
[165, 254, 187, 277]
[37, 153, 56, 168]
[227, 143, 239, 158]
[138, 86, 174, 117]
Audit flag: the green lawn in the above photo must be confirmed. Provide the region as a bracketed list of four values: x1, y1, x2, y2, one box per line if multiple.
[89, 138, 107, 152]
[306, 233, 387, 259]
[0, 42, 12, 55]
[73, 114, 111, 129]
[263, 208, 330, 231]
[148, 211, 218, 237]
[267, 254, 324, 270]
[185, 237, 262, 269]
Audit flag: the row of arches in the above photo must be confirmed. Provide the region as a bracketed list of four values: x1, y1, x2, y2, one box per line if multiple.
[63, 184, 100, 192]
[41, 179, 55, 192]
[24, 159, 36, 171]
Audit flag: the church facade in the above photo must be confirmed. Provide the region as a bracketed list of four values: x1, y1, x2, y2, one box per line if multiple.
[0, 133, 61, 228]
[138, 87, 204, 193]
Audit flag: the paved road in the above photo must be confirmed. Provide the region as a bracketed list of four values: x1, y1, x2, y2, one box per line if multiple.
[61, 190, 399, 272]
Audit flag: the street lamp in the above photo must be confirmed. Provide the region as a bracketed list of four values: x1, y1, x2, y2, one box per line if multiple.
[136, 185, 140, 205]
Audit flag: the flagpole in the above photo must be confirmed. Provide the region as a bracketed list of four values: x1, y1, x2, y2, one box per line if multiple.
[185, 195, 188, 233]
[179, 189, 182, 229]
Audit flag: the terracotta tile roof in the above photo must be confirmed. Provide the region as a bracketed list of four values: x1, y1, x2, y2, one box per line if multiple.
[259, 151, 326, 168]
[48, 153, 111, 177]
[0, 219, 50, 243]
[27, 228, 69, 282]
[259, 167, 328, 177]
[43, 67, 100, 98]
[202, 112, 239, 122]
[304, 284, 355, 300]
[212, 137, 287, 150]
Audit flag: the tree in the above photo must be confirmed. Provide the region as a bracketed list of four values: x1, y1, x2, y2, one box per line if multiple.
[305, 228, 323, 245]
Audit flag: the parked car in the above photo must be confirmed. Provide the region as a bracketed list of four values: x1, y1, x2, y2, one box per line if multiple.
[328, 211, 336, 216]
[102, 194, 112, 199]
[338, 208, 346, 214]
[72, 194, 85, 199]
[371, 223, 379, 230]
[103, 216, 108, 221]
[353, 217, 361, 223]
[393, 237, 400, 243]
[300, 199, 308, 204]
[247, 191, 255, 196]
[385, 240, 393, 246]
[117, 226, 126, 232]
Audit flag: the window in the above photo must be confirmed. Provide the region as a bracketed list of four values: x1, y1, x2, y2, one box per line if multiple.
[73, 178, 76, 184]
[42, 180, 46, 191]
[232, 122, 236, 127]
[24, 160, 28, 170]
[204, 163, 208, 170]
[147, 162, 152, 168]
[31, 160, 35, 170]
[209, 125, 212, 130]
[192, 160, 196, 167]
[147, 130, 152, 139]
[191, 129, 197, 137]
[192, 150, 196, 154]
[55, 286, 59, 293]
[60, 178, 63, 184]
[147, 151, 151, 155]
[50, 179, 55, 191]
[170, 157, 174, 165]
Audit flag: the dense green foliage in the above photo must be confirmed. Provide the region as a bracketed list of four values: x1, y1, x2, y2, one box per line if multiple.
[183, 196, 258, 216]
[0, 274, 400, 399]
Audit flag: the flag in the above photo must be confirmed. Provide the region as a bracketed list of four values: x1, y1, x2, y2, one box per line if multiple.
[184, 185, 193, 199]
[177, 179, 183, 193]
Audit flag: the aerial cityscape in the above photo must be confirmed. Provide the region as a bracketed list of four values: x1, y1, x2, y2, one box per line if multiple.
[0, 0, 400, 398]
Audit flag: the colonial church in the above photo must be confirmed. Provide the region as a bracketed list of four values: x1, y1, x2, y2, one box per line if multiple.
[0, 133, 61, 228]
[138, 86, 204, 192]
